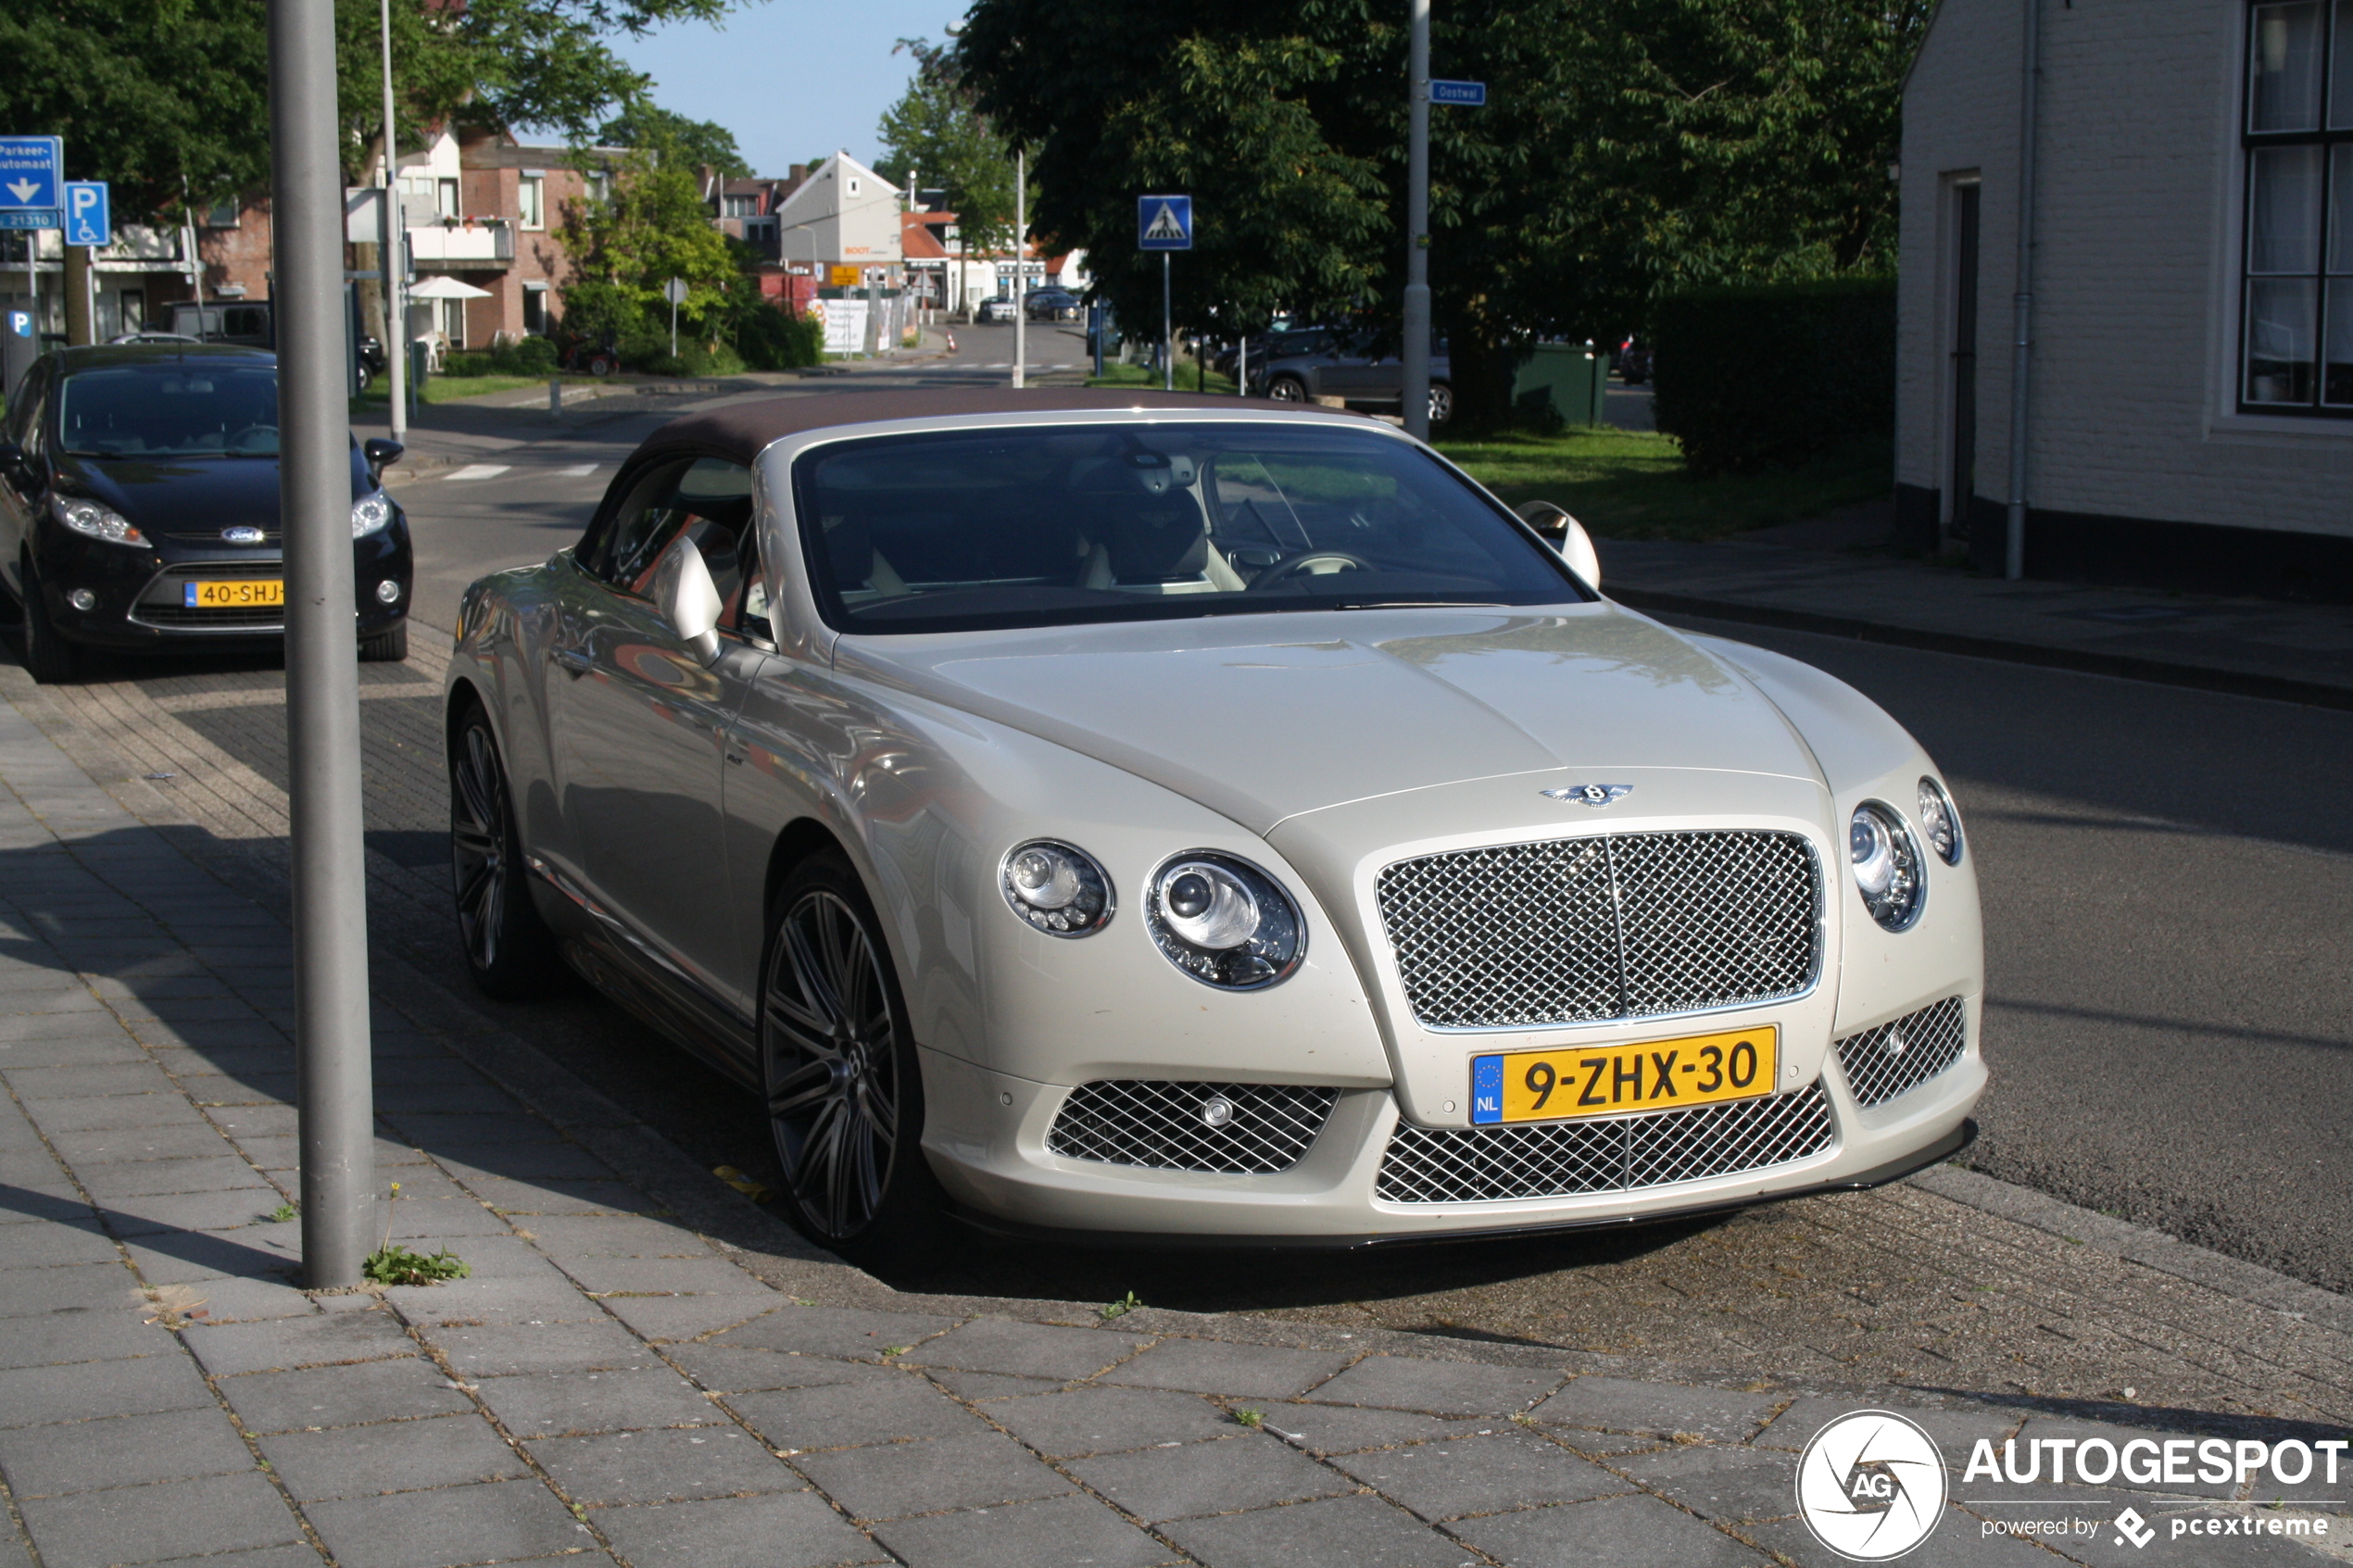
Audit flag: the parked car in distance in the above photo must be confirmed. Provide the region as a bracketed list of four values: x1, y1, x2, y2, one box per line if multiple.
[168, 300, 273, 348]
[1024, 288, 1082, 321]
[975, 296, 1019, 324]
[444, 387, 1984, 1267]
[0, 345, 413, 682]
[1253, 331, 1454, 425]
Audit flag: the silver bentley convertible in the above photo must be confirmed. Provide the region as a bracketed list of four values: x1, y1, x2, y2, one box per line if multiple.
[445, 389, 1983, 1261]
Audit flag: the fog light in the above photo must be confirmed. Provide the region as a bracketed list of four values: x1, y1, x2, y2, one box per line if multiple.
[67, 588, 97, 612]
[375, 579, 401, 605]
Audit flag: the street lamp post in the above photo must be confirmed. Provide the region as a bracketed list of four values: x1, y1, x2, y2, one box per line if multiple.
[1402, 0, 1432, 442]
[270, 0, 378, 1289]
[379, 0, 407, 440]
[1012, 148, 1026, 390]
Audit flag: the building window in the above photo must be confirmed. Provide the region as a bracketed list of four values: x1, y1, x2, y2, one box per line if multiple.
[723, 194, 759, 218]
[522, 284, 547, 336]
[2242, 0, 2353, 411]
[436, 178, 459, 221]
[204, 198, 239, 228]
[518, 174, 545, 230]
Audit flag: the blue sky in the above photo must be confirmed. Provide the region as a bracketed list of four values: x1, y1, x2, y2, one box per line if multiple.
[611, 3, 970, 174]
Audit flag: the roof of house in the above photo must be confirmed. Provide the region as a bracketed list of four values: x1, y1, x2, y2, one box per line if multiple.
[639, 389, 1345, 465]
[900, 212, 951, 260]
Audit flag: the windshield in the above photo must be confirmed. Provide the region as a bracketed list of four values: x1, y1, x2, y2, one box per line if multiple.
[58, 363, 281, 458]
[794, 421, 1583, 634]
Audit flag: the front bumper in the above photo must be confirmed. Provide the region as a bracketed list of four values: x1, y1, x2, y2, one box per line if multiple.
[32, 528, 411, 650]
[917, 1011, 1986, 1247]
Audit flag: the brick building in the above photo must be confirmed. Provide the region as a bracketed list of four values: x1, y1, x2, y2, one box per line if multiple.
[1898, 0, 2353, 596]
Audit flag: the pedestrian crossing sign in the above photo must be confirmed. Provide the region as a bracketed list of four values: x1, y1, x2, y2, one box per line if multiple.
[1138, 194, 1192, 252]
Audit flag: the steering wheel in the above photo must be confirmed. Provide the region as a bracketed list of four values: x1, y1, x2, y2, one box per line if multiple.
[1250, 550, 1376, 589]
[226, 424, 278, 454]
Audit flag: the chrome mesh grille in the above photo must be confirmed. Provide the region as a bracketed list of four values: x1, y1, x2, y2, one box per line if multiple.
[1836, 997, 1968, 1108]
[1374, 1083, 1835, 1203]
[1376, 831, 1822, 1030]
[1047, 1081, 1339, 1173]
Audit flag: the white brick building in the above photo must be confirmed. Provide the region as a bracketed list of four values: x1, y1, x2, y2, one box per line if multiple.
[1897, 0, 2353, 595]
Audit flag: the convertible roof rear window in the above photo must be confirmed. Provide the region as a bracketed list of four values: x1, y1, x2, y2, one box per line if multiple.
[792, 421, 1584, 634]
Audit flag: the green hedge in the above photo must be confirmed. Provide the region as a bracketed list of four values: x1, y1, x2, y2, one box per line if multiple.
[1651, 277, 1895, 477]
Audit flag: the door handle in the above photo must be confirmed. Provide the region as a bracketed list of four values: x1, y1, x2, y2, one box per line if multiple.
[550, 645, 593, 677]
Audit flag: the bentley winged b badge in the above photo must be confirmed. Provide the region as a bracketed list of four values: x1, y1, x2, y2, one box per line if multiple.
[1543, 784, 1634, 807]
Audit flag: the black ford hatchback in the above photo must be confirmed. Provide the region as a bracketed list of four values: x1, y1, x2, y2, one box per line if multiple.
[0, 345, 412, 682]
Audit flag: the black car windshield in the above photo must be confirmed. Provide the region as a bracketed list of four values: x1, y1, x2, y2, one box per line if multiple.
[795, 421, 1584, 634]
[57, 363, 281, 458]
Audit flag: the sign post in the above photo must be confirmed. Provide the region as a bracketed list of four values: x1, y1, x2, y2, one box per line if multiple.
[1405, 31, 1487, 441]
[664, 275, 688, 358]
[267, 0, 377, 1286]
[1138, 194, 1192, 392]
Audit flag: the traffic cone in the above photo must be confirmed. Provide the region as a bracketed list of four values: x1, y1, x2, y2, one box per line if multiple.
[946, 330, 957, 354]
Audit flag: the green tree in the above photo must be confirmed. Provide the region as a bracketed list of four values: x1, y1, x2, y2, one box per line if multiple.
[598, 105, 754, 178]
[0, 0, 747, 220]
[874, 39, 1018, 261]
[558, 147, 741, 346]
[956, 0, 1922, 427]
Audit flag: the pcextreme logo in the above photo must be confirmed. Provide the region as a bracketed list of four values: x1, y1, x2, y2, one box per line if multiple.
[1797, 1411, 1949, 1561]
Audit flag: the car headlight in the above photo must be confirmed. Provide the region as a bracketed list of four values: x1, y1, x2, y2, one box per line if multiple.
[352, 493, 393, 538]
[47, 493, 145, 546]
[1145, 852, 1303, 989]
[1000, 840, 1114, 936]
[1849, 802, 1924, 932]
[1917, 776, 1963, 866]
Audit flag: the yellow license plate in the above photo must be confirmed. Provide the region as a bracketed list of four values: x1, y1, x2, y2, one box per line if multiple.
[1470, 1025, 1780, 1124]
[183, 579, 284, 608]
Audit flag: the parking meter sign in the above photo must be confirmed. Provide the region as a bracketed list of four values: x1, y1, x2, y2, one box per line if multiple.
[64, 182, 109, 247]
[0, 136, 62, 210]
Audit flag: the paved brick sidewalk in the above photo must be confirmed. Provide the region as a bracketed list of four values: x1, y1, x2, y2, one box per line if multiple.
[4, 691, 2350, 1566]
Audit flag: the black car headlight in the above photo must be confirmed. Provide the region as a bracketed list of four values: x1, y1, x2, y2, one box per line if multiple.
[1145, 852, 1303, 990]
[1917, 776, 1964, 866]
[1849, 802, 1925, 932]
[352, 493, 393, 538]
[1000, 840, 1114, 936]
[48, 494, 145, 546]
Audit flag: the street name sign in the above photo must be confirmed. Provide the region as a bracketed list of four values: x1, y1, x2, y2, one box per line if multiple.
[1138, 194, 1192, 252]
[64, 182, 109, 247]
[1429, 80, 1488, 107]
[0, 136, 63, 210]
[0, 210, 58, 231]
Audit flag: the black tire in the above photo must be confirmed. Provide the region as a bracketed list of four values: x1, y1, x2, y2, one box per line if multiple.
[1266, 375, 1309, 404]
[1428, 382, 1455, 426]
[18, 559, 80, 684]
[359, 621, 409, 662]
[447, 700, 564, 999]
[761, 849, 953, 1271]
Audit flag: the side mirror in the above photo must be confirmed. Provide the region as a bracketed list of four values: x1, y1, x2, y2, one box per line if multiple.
[363, 438, 405, 470]
[651, 533, 724, 666]
[1514, 499, 1601, 591]
[0, 440, 23, 481]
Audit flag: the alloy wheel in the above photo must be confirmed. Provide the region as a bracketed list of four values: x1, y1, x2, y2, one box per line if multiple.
[763, 888, 901, 1241]
[449, 722, 511, 974]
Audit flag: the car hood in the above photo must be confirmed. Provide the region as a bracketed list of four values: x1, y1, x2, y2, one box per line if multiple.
[834, 603, 1823, 835]
[56, 447, 369, 533]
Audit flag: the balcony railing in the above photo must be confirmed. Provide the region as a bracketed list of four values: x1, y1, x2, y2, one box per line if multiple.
[406, 220, 516, 268]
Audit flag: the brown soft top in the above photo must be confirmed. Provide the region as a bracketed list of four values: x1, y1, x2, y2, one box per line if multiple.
[645, 387, 1349, 465]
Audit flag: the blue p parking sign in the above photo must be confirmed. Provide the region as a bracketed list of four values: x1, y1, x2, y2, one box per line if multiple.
[63, 182, 109, 247]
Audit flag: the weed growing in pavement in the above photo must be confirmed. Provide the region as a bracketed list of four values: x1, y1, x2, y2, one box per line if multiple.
[363, 1245, 472, 1286]
[879, 1346, 910, 1358]
[1100, 1290, 1143, 1322]
[1234, 1408, 1265, 1428]
[265, 1202, 296, 1223]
